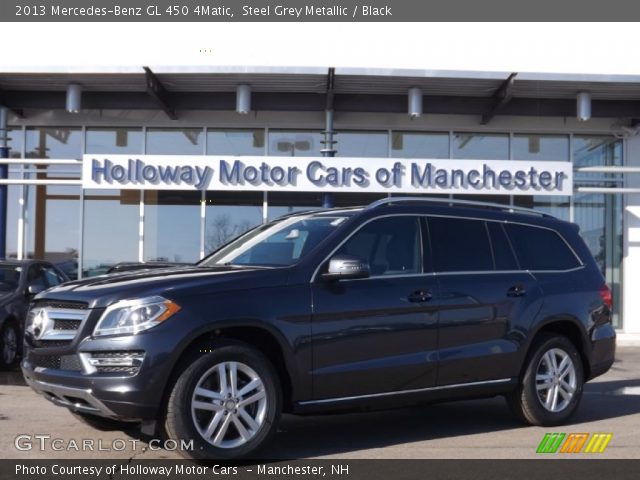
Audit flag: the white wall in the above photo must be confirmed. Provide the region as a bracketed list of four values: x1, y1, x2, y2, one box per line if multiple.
[623, 135, 640, 333]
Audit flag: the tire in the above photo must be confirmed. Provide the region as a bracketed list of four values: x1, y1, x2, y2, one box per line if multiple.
[71, 412, 139, 432]
[0, 320, 20, 370]
[164, 342, 281, 460]
[507, 333, 584, 426]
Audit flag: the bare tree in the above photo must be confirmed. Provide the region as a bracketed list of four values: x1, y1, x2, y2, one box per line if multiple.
[205, 215, 255, 253]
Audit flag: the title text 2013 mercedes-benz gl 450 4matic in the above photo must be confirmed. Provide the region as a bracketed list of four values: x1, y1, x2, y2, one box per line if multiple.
[22, 198, 616, 459]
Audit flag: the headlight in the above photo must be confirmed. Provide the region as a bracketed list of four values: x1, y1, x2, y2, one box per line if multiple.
[93, 296, 181, 337]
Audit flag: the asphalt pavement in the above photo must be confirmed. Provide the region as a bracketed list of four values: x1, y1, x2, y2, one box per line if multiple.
[1, 347, 638, 460]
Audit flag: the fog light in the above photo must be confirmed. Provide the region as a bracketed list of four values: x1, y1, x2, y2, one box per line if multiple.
[79, 351, 145, 375]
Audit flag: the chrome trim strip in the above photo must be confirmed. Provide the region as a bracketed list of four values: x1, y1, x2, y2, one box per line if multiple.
[297, 378, 512, 406]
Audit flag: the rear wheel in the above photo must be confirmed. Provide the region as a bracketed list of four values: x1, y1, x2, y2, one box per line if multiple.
[507, 334, 584, 426]
[164, 343, 281, 459]
[0, 320, 19, 370]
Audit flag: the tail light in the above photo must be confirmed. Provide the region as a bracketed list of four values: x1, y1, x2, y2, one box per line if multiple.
[599, 284, 613, 309]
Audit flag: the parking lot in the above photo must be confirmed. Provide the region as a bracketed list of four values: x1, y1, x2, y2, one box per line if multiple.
[1, 347, 639, 460]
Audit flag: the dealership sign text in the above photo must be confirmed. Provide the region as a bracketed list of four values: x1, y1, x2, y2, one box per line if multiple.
[82, 155, 573, 196]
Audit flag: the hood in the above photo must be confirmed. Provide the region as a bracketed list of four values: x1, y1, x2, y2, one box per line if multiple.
[36, 265, 289, 309]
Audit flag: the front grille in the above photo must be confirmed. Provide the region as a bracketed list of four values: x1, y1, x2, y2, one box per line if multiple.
[53, 319, 82, 330]
[29, 353, 82, 371]
[32, 300, 88, 310]
[32, 339, 72, 348]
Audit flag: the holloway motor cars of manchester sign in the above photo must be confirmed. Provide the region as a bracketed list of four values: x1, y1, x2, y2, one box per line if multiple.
[82, 155, 573, 196]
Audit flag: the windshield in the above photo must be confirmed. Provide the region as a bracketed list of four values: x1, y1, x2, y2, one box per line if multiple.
[0, 266, 21, 291]
[199, 215, 350, 267]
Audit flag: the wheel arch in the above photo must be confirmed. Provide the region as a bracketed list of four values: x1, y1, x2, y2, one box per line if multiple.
[162, 322, 297, 414]
[524, 316, 591, 380]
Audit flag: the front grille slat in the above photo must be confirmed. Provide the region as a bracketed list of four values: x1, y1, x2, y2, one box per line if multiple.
[53, 319, 82, 330]
[32, 300, 88, 310]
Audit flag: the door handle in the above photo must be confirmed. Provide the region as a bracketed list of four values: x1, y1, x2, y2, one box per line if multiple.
[507, 285, 526, 297]
[408, 290, 433, 303]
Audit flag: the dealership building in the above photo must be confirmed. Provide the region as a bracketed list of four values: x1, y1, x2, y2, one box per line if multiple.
[0, 67, 638, 334]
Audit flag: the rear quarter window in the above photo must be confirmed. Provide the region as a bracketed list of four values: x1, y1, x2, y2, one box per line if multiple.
[505, 223, 581, 271]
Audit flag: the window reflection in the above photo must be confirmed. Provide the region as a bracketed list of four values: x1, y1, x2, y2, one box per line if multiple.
[86, 128, 143, 154]
[391, 132, 449, 159]
[146, 128, 203, 155]
[21, 128, 83, 278]
[82, 189, 140, 277]
[5, 128, 23, 258]
[453, 133, 508, 160]
[513, 134, 569, 161]
[205, 192, 263, 254]
[207, 129, 264, 155]
[337, 131, 388, 157]
[268, 130, 322, 157]
[144, 191, 201, 263]
[573, 136, 623, 327]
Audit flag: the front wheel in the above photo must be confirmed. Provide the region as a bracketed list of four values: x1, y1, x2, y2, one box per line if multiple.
[164, 343, 281, 459]
[507, 334, 584, 426]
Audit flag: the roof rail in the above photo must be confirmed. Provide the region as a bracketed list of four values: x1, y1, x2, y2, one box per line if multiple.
[366, 196, 555, 218]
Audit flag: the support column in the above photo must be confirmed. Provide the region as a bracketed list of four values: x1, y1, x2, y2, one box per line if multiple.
[0, 107, 9, 259]
[321, 109, 336, 208]
[623, 134, 640, 333]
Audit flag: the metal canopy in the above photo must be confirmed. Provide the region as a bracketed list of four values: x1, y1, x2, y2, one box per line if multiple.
[0, 67, 639, 119]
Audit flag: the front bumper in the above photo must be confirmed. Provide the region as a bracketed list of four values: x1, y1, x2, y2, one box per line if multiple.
[21, 358, 162, 420]
[23, 373, 119, 418]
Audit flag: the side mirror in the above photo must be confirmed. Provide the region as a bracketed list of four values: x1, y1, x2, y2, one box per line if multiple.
[27, 284, 45, 296]
[322, 255, 370, 281]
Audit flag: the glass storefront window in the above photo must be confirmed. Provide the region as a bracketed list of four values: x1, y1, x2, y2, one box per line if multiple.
[512, 134, 569, 161]
[22, 125, 82, 277]
[144, 191, 201, 263]
[205, 192, 263, 254]
[391, 132, 449, 159]
[207, 129, 265, 155]
[453, 132, 508, 160]
[266, 192, 322, 221]
[573, 136, 623, 327]
[82, 189, 140, 277]
[146, 128, 204, 155]
[5, 128, 23, 258]
[512, 134, 571, 220]
[25, 127, 82, 159]
[268, 130, 323, 157]
[86, 127, 144, 154]
[337, 131, 388, 157]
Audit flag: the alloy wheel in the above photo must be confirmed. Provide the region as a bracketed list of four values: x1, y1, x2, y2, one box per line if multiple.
[535, 347, 577, 413]
[190, 361, 267, 449]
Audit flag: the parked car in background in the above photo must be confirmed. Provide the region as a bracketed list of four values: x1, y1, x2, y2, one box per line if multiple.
[0, 260, 68, 369]
[21, 198, 615, 459]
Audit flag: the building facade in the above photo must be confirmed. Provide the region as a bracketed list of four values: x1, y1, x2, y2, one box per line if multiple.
[0, 68, 637, 332]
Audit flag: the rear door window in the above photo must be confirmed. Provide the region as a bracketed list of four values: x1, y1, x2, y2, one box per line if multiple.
[428, 217, 493, 272]
[487, 222, 519, 271]
[504, 223, 581, 271]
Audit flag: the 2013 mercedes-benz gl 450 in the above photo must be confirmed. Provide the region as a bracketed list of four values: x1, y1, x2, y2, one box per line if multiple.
[22, 197, 616, 459]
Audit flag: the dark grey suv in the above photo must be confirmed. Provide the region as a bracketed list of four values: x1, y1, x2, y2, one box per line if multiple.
[21, 198, 616, 459]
